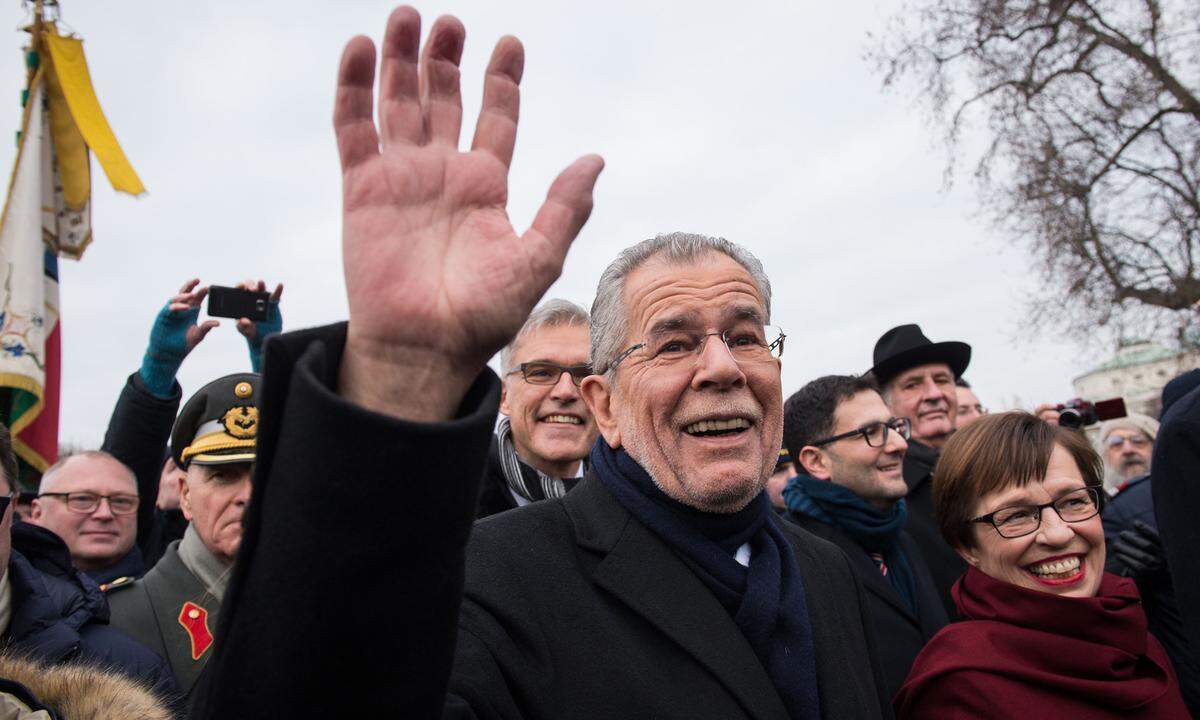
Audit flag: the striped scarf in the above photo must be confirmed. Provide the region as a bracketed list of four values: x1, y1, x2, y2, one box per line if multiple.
[496, 417, 582, 503]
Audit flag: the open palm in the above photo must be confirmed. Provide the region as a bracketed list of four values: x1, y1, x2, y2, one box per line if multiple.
[335, 8, 603, 419]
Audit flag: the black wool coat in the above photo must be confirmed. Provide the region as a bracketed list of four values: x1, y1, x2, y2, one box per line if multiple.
[782, 514, 948, 701]
[192, 323, 890, 720]
[900, 441, 965, 618]
[1152, 383, 1200, 717]
[475, 438, 518, 519]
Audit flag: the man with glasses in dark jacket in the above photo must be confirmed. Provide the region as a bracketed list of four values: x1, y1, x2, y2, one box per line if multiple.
[477, 299, 596, 517]
[781, 374, 948, 700]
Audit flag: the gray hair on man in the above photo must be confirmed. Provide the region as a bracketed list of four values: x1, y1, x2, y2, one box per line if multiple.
[39, 450, 136, 493]
[590, 232, 773, 376]
[500, 298, 591, 374]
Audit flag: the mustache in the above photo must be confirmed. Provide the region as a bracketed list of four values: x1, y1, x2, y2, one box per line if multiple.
[675, 399, 764, 427]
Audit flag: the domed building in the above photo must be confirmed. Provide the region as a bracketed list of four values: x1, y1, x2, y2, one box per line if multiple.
[1073, 340, 1200, 418]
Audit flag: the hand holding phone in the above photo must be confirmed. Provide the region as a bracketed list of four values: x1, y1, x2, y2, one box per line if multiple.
[207, 285, 271, 322]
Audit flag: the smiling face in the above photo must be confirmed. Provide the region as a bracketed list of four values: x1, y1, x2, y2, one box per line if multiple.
[180, 462, 252, 566]
[30, 454, 138, 571]
[582, 252, 782, 513]
[500, 323, 597, 478]
[960, 444, 1105, 598]
[885, 363, 957, 448]
[1103, 429, 1153, 481]
[807, 390, 908, 511]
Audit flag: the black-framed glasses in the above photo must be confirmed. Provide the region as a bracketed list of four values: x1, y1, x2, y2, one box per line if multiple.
[609, 324, 786, 372]
[38, 491, 140, 515]
[506, 361, 593, 386]
[811, 417, 911, 448]
[970, 486, 1101, 539]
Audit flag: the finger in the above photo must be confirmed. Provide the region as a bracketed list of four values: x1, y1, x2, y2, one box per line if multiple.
[471, 35, 524, 168]
[237, 318, 255, 335]
[192, 286, 211, 305]
[524, 154, 605, 276]
[378, 6, 422, 146]
[168, 303, 190, 312]
[419, 15, 465, 146]
[236, 279, 251, 291]
[334, 35, 381, 171]
[271, 283, 284, 302]
[178, 278, 200, 294]
[255, 280, 266, 293]
[196, 320, 219, 340]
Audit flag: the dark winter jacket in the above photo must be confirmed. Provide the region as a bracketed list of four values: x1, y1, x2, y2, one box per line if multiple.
[84, 545, 146, 588]
[6, 522, 179, 704]
[193, 323, 891, 719]
[1152, 382, 1200, 718]
[101, 372, 185, 569]
[784, 513, 948, 700]
[1104, 475, 1200, 714]
[901, 440, 966, 617]
[476, 439, 519, 518]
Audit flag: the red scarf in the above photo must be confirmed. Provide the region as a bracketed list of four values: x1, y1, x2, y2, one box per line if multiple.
[894, 566, 1190, 719]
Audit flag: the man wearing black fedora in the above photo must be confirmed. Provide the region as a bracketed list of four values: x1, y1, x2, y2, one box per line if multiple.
[868, 323, 971, 616]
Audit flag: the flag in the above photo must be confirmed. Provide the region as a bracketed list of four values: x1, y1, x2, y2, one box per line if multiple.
[0, 19, 143, 489]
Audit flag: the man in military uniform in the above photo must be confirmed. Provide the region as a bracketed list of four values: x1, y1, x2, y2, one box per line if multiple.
[108, 372, 259, 709]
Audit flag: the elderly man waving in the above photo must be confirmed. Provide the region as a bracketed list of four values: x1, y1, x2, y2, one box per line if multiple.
[193, 7, 886, 719]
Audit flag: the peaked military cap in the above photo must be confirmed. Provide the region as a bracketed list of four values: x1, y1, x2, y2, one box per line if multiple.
[171, 373, 261, 469]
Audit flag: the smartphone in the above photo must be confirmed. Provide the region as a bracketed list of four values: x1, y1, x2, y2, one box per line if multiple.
[207, 285, 271, 322]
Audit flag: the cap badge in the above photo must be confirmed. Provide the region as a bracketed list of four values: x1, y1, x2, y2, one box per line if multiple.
[234, 381, 253, 398]
[221, 406, 259, 439]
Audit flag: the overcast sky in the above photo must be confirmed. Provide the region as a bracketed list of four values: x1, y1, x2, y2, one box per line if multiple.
[0, 1, 1096, 447]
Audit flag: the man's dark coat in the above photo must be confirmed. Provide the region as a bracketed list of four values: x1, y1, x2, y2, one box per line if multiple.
[1152, 383, 1200, 717]
[192, 324, 890, 719]
[476, 439, 518, 518]
[101, 372, 185, 568]
[783, 514, 948, 700]
[7, 523, 178, 702]
[900, 440, 965, 617]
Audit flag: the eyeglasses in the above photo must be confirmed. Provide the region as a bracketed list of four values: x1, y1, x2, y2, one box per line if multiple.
[38, 491, 140, 515]
[1106, 434, 1150, 449]
[609, 324, 785, 372]
[506, 361, 593, 387]
[811, 417, 911, 448]
[970, 486, 1101, 539]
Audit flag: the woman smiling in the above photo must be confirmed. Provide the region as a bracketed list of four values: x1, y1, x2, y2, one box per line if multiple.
[894, 412, 1189, 719]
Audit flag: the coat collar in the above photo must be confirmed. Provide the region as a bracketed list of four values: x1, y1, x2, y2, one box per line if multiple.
[563, 475, 790, 720]
[787, 513, 920, 624]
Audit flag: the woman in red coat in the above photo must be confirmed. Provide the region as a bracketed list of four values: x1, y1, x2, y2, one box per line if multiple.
[894, 412, 1189, 719]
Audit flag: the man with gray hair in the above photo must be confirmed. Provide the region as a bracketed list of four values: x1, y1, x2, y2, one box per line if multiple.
[478, 299, 596, 517]
[29, 451, 142, 587]
[195, 9, 886, 718]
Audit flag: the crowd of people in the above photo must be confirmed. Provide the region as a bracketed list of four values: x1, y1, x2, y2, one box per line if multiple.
[0, 6, 1196, 719]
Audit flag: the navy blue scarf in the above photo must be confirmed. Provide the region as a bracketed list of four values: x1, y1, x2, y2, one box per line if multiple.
[591, 442, 820, 720]
[783, 473, 919, 616]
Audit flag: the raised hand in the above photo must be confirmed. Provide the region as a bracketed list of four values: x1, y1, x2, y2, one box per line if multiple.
[167, 278, 219, 353]
[333, 7, 604, 421]
[233, 278, 284, 343]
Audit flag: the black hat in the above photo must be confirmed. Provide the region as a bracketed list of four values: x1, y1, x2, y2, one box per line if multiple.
[868, 324, 971, 386]
[171, 373, 261, 469]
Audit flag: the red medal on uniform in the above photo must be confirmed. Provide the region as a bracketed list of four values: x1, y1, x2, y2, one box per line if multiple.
[178, 601, 213, 660]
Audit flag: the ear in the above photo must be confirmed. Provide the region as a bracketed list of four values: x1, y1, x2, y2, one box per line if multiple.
[955, 543, 980, 567]
[499, 378, 511, 417]
[797, 446, 832, 481]
[580, 375, 621, 448]
[179, 475, 195, 522]
[29, 498, 43, 521]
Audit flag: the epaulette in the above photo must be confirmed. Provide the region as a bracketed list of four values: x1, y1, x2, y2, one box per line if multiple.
[101, 576, 136, 593]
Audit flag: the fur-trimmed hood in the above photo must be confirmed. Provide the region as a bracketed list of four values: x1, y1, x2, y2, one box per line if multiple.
[0, 653, 171, 720]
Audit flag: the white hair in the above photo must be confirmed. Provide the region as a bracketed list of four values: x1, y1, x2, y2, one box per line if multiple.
[500, 299, 590, 374]
[590, 232, 772, 376]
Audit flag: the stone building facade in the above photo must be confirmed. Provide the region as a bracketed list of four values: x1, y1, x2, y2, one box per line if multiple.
[1073, 340, 1200, 419]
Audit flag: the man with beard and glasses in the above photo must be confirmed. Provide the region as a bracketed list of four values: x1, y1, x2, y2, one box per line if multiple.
[780, 375, 948, 700]
[478, 299, 597, 517]
[1097, 414, 1158, 496]
[868, 323, 971, 617]
[192, 8, 888, 718]
[109, 374, 258, 708]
